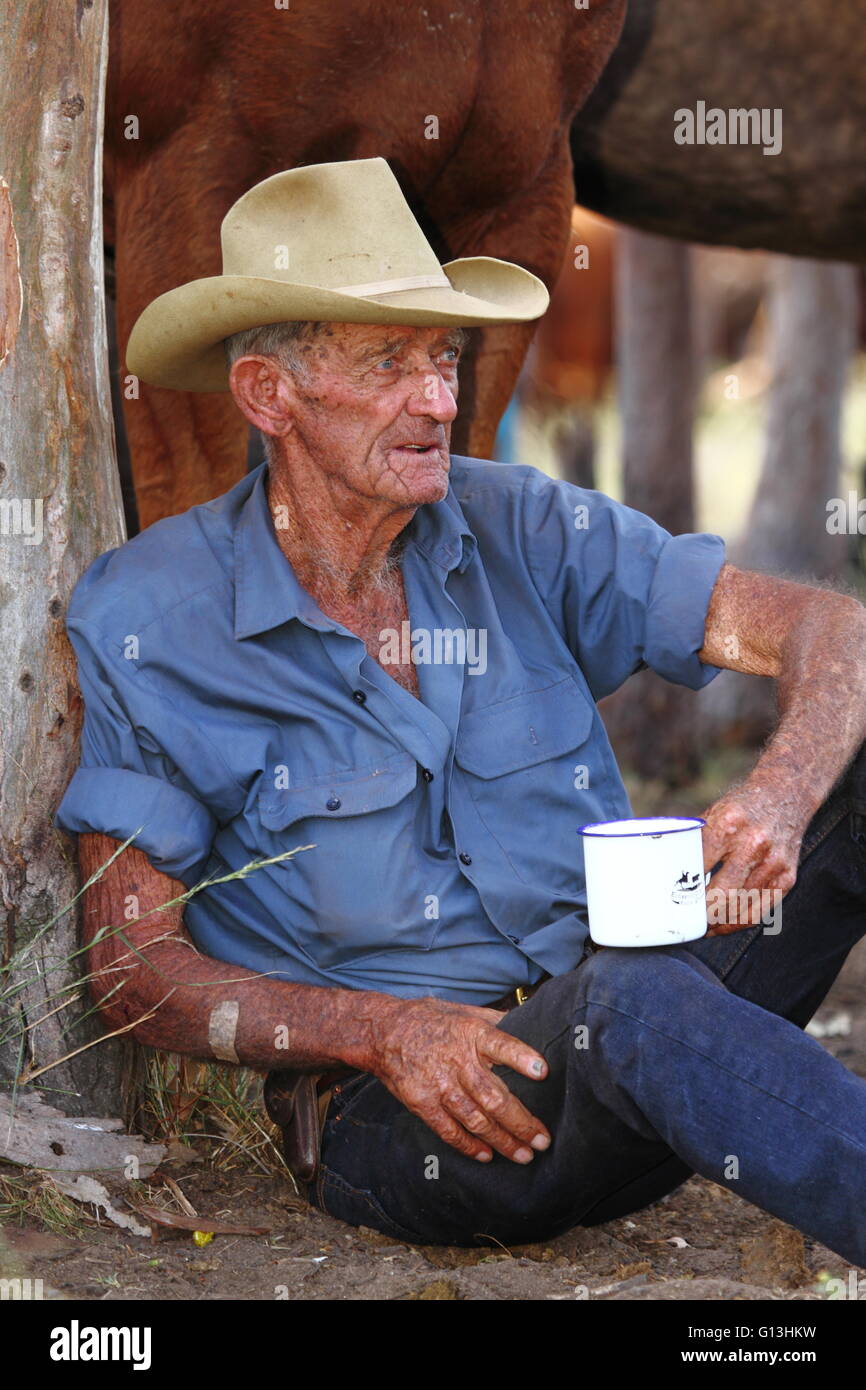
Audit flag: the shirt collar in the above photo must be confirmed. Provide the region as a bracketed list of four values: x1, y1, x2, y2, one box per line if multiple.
[233, 463, 478, 641]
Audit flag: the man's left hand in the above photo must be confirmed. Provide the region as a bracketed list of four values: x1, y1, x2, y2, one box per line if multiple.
[696, 564, 866, 935]
[700, 777, 808, 935]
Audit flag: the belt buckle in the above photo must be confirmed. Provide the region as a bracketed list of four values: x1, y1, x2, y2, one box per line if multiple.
[514, 985, 530, 1006]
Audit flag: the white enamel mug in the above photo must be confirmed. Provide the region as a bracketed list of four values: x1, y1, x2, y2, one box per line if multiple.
[577, 816, 708, 947]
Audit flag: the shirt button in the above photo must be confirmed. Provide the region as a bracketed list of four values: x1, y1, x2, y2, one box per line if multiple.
[352, 690, 367, 705]
[421, 767, 434, 783]
[326, 796, 342, 811]
[458, 851, 472, 865]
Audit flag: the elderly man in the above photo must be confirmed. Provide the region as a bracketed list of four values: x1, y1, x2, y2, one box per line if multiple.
[57, 158, 866, 1261]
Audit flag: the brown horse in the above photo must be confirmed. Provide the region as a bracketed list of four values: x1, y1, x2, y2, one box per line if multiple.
[105, 0, 626, 527]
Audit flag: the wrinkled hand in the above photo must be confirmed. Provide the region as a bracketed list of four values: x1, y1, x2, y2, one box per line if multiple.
[368, 996, 551, 1164]
[701, 777, 808, 935]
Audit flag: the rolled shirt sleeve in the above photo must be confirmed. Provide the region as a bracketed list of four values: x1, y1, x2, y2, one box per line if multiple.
[55, 615, 217, 885]
[520, 471, 727, 699]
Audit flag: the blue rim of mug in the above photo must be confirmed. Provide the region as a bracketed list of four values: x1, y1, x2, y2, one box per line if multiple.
[576, 816, 707, 838]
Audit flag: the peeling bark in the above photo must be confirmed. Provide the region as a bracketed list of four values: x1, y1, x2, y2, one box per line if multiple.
[0, 179, 22, 371]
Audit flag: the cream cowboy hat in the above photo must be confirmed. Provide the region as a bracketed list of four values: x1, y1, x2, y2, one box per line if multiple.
[125, 156, 550, 392]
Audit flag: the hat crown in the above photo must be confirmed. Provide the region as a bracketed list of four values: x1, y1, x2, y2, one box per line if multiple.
[220, 157, 446, 291]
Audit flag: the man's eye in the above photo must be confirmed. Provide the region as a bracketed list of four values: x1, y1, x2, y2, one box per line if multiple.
[377, 358, 396, 370]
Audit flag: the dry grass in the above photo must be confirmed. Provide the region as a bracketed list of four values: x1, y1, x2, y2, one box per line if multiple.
[140, 1052, 290, 1179]
[0, 1167, 94, 1236]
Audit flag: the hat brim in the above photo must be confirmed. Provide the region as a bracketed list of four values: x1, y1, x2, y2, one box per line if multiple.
[125, 256, 549, 391]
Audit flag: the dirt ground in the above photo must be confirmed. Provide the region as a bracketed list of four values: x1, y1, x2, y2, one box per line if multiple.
[2, 939, 864, 1303]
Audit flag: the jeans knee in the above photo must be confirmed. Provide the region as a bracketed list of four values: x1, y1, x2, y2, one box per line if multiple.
[575, 942, 724, 1018]
[579, 944, 667, 996]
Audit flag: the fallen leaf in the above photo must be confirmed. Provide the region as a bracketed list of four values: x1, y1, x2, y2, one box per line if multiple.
[134, 1204, 271, 1236]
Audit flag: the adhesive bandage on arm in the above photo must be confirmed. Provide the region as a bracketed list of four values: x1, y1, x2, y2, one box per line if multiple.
[208, 1000, 241, 1063]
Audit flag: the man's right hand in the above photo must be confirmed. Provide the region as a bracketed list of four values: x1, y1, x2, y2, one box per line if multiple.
[367, 996, 552, 1164]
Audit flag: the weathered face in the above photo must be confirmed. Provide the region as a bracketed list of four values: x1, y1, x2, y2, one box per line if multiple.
[280, 322, 464, 508]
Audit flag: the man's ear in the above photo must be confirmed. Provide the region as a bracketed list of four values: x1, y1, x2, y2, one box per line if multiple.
[228, 355, 294, 440]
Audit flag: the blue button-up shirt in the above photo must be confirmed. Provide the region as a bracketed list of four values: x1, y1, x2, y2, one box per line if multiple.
[55, 457, 725, 1004]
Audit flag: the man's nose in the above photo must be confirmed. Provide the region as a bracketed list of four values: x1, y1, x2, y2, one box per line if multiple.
[406, 367, 458, 421]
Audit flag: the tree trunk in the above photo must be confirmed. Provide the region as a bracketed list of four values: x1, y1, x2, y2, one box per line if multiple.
[601, 227, 701, 787]
[0, 0, 132, 1117]
[703, 257, 859, 746]
[738, 257, 857, 579]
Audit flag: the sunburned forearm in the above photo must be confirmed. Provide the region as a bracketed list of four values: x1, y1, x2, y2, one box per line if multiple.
[99, 934, 394, 1073]
[751, 595, 866, 817]
[79, 834, 399, 1073]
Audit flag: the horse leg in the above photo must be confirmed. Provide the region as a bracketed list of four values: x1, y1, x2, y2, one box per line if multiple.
[113, 130, 256, 528]
[447, 143, 576, 461]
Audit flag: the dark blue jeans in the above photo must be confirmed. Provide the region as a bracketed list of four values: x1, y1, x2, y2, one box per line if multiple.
[310, 743, 866, 1265]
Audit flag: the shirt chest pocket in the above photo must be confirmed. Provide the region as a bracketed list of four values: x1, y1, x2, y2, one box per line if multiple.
[455, 677, 594, 776]
[255, 751, 431, 969]
[454, 677, 597, 886]
[258, 752, 419, 827]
